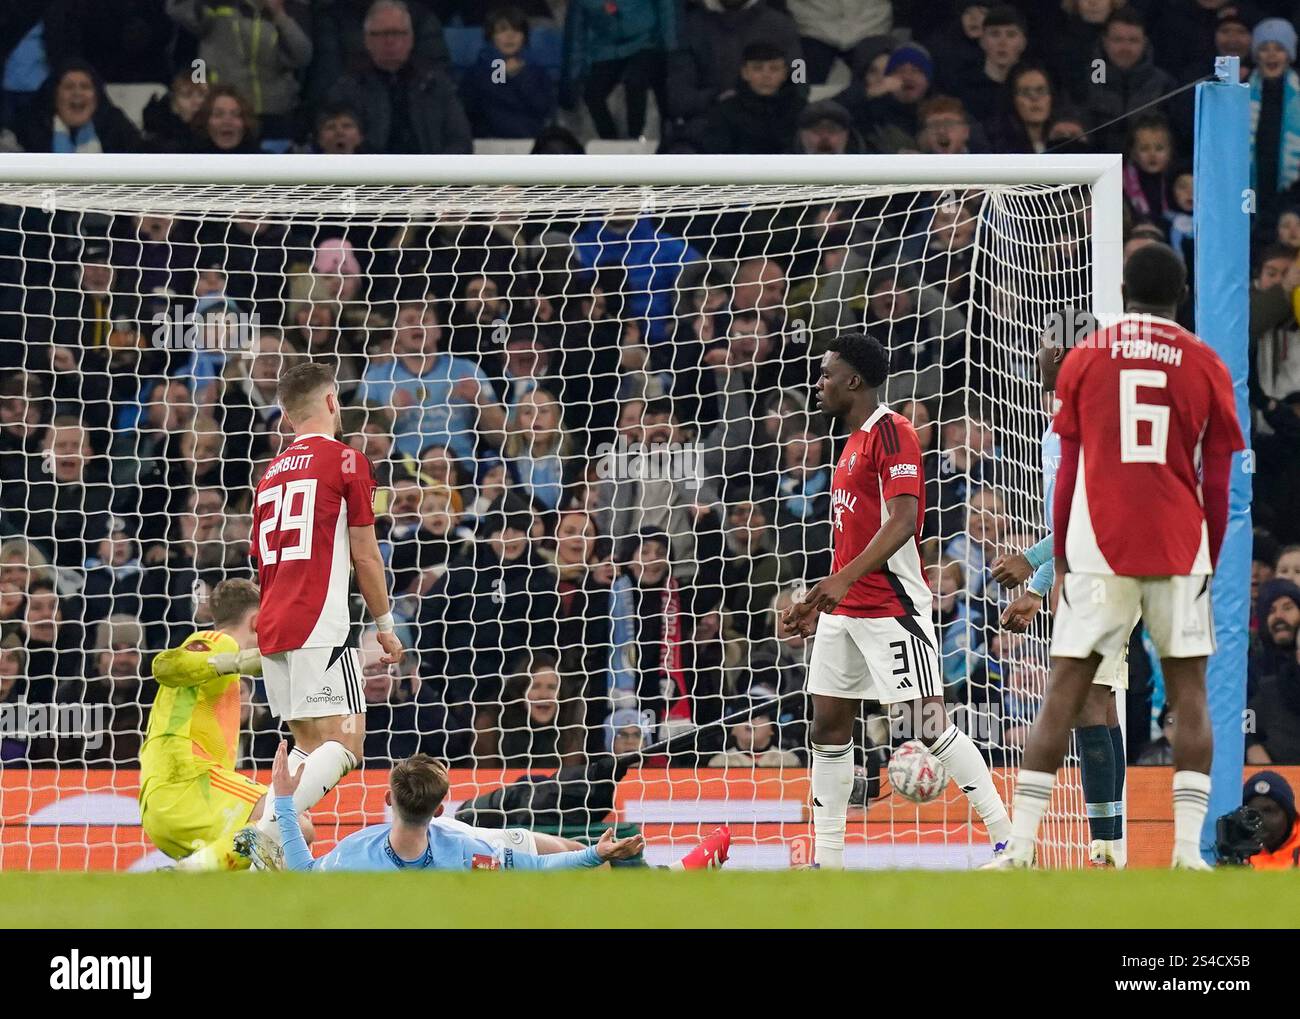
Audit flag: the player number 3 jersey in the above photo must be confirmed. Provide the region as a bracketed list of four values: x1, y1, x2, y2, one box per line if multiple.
[829, 405, 930, 618]
[252, 434, 377, 655]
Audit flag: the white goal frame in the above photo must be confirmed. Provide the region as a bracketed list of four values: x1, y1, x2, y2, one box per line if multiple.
[0, 151, 1125, 870]
[0, 150, 1123, 315]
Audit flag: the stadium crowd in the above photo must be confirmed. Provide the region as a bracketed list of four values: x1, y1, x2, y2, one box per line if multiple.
[0, 0, 1298, 778]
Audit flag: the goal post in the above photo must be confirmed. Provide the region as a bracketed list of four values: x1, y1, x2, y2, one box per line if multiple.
[1193, 59, 1252, 861]
[0, 151, 1126, 870]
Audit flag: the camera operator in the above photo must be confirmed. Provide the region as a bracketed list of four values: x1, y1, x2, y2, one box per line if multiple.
[1215, 770, 1300, 869]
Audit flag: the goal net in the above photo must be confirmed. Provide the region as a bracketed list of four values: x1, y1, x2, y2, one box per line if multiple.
[0, 154, 1120, 871]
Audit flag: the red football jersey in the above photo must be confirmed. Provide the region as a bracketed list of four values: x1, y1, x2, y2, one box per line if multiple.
[1053, 315, 1244, 576]
[252, 433, 377, 654]
[829, 405, 930, 617]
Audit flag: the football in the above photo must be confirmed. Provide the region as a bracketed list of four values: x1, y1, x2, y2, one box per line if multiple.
[887, 741, 950, 804]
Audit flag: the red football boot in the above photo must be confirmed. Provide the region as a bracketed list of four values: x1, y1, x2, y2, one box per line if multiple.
[672, 825, 731, 870]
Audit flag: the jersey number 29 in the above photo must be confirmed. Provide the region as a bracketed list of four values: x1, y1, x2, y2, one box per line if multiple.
[1119, 368, 1169, 464]
[257, 479, 318, 564]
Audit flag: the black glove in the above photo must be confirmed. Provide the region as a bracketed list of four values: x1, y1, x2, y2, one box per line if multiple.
[1214, 806, 1265, 865]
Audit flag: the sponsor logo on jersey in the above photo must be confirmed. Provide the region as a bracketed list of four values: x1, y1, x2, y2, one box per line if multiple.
[889, 463, 918, 480]
[847, 452, 857, 474]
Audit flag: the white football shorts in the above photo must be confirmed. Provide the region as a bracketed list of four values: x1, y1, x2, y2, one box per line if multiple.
[807, 611, 942, 702]
[262, 644, 364, 721]
[1052, 573, 1215, 666]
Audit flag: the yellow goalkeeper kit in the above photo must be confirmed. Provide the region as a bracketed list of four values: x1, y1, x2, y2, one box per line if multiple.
[139, 630, 266, 869]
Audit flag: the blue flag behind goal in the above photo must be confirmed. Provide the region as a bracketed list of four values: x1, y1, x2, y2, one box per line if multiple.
[1194, 56, 1251, 862]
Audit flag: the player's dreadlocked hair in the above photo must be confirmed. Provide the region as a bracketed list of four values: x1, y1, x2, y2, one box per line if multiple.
[828, 331, 889, 388]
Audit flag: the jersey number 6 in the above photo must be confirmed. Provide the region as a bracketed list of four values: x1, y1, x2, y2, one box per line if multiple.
[257, 479, 318, 564]
[1119, 368, 1169, 465]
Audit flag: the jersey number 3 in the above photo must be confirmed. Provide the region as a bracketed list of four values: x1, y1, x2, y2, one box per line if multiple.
[1119, 368, 1169, 464]
[257, 479, 318, 564]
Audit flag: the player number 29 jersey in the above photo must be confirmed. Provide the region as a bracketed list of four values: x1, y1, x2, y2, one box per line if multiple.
[829, 405, 930, 618]
[251, 433, 377, 654]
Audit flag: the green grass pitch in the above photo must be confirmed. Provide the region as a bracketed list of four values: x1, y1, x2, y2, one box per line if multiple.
[2, 869, 1297, 928]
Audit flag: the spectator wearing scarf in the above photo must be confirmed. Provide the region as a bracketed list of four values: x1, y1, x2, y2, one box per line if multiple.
[1249, 18, 1300, 227]
[15, 60, 141, 154]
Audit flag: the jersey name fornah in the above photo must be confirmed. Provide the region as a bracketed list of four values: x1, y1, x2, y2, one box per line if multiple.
[1106, 337, 1184, 365]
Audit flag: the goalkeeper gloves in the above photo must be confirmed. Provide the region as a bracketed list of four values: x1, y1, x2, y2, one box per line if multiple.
[208, 648, 264, 677]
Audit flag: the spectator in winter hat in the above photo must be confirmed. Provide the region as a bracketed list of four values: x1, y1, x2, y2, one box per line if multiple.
[1242, 771, 1300, 868]
[1212, 7, 1257, 75]
[607, 707, 652, 755]
[1254, 577, 1300, 687]
[834, 42, 932, 149]
[793, 101, 861, 154]
[708, 685, 802, 768]
[1249, 17, 1300, 231]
